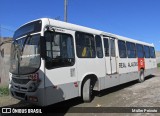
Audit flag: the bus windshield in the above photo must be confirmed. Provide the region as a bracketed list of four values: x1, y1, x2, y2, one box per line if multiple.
[10, 34, 41, 75]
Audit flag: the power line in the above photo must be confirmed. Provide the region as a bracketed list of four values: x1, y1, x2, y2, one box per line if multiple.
[0, 26, 14, 32]
[0, 25, 15, 37]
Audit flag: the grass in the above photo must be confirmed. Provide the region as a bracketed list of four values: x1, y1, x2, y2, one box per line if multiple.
[0, 86, 9, 96]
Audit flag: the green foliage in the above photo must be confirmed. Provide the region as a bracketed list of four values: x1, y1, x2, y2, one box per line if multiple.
[158, 63, 160, 68]
[0, 86, 9, 96]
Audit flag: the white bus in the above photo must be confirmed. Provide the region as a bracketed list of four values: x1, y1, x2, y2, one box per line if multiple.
[9, 18, 157, 106]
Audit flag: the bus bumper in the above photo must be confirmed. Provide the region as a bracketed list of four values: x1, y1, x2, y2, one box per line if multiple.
[9, 84, 45, 106]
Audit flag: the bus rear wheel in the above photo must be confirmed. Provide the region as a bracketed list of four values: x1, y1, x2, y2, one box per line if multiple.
[82, 78, 93, 102]
[138, 69, 144, 83]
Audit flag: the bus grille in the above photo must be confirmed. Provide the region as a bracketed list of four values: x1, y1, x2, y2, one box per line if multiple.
[12, 78, 30, 84]
[14, 92, 25, 98]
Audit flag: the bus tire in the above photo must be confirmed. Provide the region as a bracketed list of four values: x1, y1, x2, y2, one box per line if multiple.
[138, 69, 144, 83]
[82, 78, 93, 102]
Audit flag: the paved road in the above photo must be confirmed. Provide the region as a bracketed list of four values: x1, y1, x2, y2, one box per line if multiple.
[0, 68, 160, 116]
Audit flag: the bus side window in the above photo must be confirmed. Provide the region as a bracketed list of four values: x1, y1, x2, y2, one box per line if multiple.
[95, 35, 103, 58]
[126, 42, 136, 58]
[118, 40, 127, 58]
[75, 32, 95, 58]
[136, 44, 144, 58]
[144, 46, 150, 58]
[110, 39, 115, 57]
[103, 38, 109, 56]
[150, 47, 156, 58]
[44, 31, 75, 69]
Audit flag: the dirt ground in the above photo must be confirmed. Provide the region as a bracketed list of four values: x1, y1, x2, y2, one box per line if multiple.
[0, 68, 160, 116]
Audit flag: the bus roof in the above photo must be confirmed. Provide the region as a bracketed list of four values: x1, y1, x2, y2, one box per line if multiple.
[47, 18, 154, 47]
[18, 18, 155, 47]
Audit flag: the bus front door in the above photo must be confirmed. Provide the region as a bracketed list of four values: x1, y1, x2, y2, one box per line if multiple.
[44, 30, 78, 105]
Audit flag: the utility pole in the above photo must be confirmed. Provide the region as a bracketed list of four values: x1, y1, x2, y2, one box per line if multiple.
[64, 0, 68, 22]
[0, 24, 1, 49]
[0, 25, 1, 36]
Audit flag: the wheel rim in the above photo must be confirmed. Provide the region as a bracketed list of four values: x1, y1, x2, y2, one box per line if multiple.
[140, 71, 144, 81]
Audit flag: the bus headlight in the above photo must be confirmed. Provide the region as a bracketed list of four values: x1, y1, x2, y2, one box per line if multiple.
[28, 83, 37, 92]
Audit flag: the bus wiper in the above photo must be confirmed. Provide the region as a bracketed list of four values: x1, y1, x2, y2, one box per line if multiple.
[21, 34, 32, 54]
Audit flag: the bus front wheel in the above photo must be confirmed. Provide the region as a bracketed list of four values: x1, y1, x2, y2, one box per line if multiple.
[82, 78, 93, 102]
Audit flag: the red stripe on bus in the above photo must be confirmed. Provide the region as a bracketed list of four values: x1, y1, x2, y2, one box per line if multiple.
[138, 58, 145, 71]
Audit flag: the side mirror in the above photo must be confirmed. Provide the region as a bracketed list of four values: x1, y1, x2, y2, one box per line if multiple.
[40, 37, 46, 59]
[1, 49, 4, 58]
[45, 26, 55, 32]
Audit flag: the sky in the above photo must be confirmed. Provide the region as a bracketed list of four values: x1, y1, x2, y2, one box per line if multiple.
[0, 0, 160, 50]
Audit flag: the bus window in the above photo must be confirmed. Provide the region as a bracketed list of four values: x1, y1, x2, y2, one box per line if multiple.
[95, 35, 103, 58]
[75, 32, 96, 58]
[110, 39, 115, 57]
[118, 40, 127, 58]
[103, 38, 109, 56]
[126, 42, 136, 58]
[45, 31, 75, 69]
[144, 46, 150, 58]
[150, 47, 156, 58]
[136, 44, 144, 58]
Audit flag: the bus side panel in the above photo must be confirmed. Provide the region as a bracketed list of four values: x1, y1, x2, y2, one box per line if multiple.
[77, 58, 106, 94]
[144, 58, 157, 76]
[144, 59, 152, 70]
[105, 74, 119, 88]
[118, 58, 138, 84]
